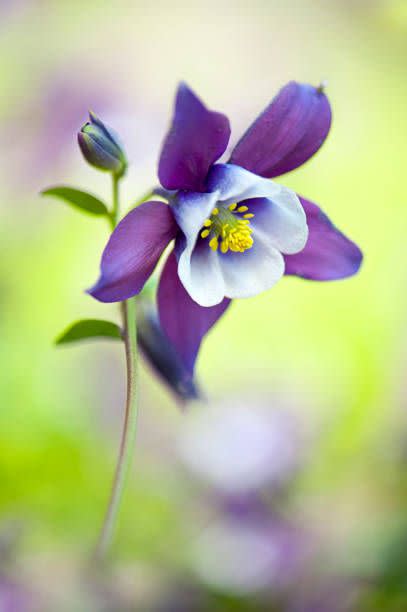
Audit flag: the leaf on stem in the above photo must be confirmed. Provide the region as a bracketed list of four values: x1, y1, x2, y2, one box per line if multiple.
[41, 186, 109, 216]
[55, 319, 122, 345]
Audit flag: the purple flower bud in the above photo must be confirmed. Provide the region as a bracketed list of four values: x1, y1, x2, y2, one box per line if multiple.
[78, 111, 127, 176]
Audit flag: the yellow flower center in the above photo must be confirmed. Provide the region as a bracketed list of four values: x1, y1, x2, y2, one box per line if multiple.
[199, 203, 255, 254]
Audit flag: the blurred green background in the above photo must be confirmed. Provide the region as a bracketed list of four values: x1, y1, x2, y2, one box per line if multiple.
[0, 0, 406, 609]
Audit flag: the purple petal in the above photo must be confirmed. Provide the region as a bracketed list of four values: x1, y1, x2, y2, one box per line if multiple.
[284, 198, 363, 280]
[137, 300, 200, 402]
[229, 81, 331, 178]
[158, 83, 231, 191]
[88, 201, 177, 302]
[157, 250, 230, 374]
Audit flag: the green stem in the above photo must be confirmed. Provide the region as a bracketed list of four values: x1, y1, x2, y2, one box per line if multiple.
[94, 175, 139, 561]
[110, 174, 120, 228]
[94, 299, 138, 560]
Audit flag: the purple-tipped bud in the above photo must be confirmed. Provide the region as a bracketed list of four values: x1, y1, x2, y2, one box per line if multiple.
[78, 111, 127, 176]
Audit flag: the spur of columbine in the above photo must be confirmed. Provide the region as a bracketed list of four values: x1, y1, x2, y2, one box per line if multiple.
[89, 81, 362, 377]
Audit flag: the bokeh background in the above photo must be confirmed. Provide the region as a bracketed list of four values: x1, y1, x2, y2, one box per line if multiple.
[0, 0, 406, 610]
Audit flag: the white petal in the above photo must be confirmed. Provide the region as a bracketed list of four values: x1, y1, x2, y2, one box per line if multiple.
[172, 190, 219, 239]
[248, 192, 308, 254]
[207, 163, 281, 203]
[207, 164, 308, 254]
[177, 239, 226, 307]
[218, 234, 284, 299]
[174, 163, 308, 305]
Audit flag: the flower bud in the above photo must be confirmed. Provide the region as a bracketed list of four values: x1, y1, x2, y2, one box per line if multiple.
[78, 111, 127, 176]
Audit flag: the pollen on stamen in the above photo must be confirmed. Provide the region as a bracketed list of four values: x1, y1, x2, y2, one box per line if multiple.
[209, 237, 219, 251]
[200, 202, 255, 255]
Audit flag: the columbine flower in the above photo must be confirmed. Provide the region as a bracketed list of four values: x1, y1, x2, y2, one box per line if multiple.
[78, 111, 127, 176]
[89, 81, 362, 378]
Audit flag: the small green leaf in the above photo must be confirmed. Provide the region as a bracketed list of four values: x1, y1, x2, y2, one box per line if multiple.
[55, 319, 122, 345]
[41, 186, 109, 216]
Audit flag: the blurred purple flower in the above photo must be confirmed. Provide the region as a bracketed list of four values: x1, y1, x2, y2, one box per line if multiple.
[89, 82, 362, 378]
[0, 576, 33, 612]
[36, 76, 114, 176]
[178, 401, 303, 494]
[0, 0, 32, 23]
[287, 578, 361, 612]
[191, 510, 307, 595]
[176, 399, 312, 594]
[1, 73, 116, 192]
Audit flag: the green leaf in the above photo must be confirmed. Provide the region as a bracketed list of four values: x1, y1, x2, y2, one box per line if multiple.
[41, 186, 109, 216]
[55, 319, 122, 345]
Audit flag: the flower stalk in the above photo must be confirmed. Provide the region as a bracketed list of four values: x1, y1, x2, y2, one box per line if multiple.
[94, 177, 139, 561]
[110, 174, 120, 228]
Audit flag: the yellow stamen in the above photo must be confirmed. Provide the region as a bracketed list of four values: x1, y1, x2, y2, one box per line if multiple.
[209, 236, 219, 251]
[199, 203, 254, 254]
